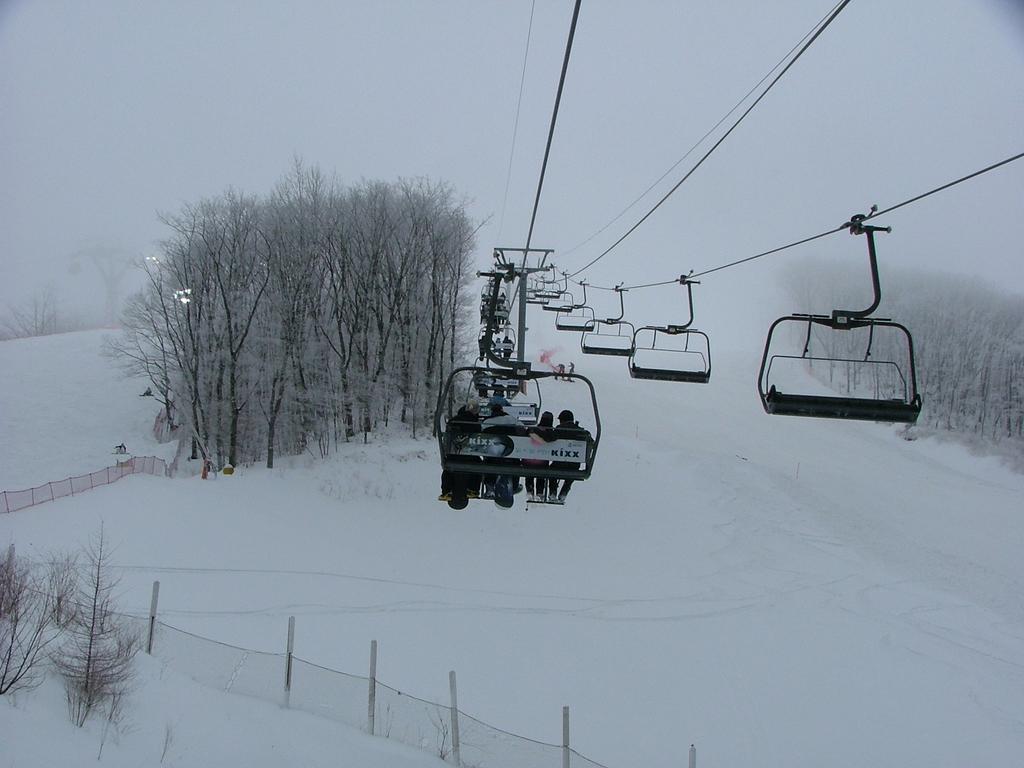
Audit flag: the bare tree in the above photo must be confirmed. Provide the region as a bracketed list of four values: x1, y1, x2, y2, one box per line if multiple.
[54, 528, 139, 726]
[0, 546, 58, 695]
[0, 285, 64, 339]
[46, 552, 80, 629]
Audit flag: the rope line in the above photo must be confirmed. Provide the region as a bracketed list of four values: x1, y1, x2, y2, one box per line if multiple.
[568, 0, 852, 278]
[525, 0, 583, 251]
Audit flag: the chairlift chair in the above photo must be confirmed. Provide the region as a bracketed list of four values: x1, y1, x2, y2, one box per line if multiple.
[555, 306, 596, 332]
[476, 375, 542, 425]
[436, 364, 601, 483]
[582, 321, 636, 356]
[543, 292, 576, 313]
[757, 213, 922, 423]
[627, 276, 711, 382]
[629, 325, 711, 382]
[580, 286, 634, 356]
[543, 281, 587, 312]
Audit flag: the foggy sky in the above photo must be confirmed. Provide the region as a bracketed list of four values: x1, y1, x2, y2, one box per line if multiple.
[2, 0, 1022, 332]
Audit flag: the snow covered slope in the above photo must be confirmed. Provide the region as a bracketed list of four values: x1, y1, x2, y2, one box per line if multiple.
[0, 330, 175, 489]
[2, 329, 1023, 768]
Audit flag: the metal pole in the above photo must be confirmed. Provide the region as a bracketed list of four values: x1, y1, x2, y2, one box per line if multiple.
[689, 743, 696, 768]
[146, 581, 160, 654]
[517, 261, 529, 365]
[284, 616, 295, 707]
[449, 671, 462, 766]
[562, 706, 570, 768]
[368, 639, 378, 734]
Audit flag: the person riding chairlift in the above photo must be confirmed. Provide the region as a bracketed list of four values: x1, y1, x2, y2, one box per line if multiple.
[548, 409, 586, 502]
[523, 411, 555, 501]
[480, 397, 524, 502]
[439, 400, 482, 509]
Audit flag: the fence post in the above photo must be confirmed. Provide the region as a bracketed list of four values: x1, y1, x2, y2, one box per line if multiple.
[689, 744, 696, 768]
[2, 492, 9, 514]
[562, 706, 570, 768]
[449, 670, 461, 766]
[146, 581, 161, 654]
[284, 616, 295, 708]
[367, 639, 377, 734]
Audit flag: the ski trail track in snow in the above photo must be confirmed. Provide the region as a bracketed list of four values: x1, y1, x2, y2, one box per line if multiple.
[3, 331, 1024, 767]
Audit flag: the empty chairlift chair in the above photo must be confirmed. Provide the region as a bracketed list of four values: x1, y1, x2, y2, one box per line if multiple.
[543, 291, 578, 314]
[556, 305, 596, 332]
[628, 277, 711, 382]
[581, 287, 635, 356]
[757, 214, 922, 423]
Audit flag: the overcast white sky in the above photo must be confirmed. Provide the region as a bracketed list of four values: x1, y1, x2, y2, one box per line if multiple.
[2, 0, 1022, 331]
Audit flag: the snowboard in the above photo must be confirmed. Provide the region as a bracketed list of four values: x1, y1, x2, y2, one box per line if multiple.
[493, 476, 514, 508]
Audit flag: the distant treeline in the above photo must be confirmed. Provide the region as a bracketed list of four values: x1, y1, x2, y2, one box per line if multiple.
[783, 261, 1024, 444]
[111, 165, 476, 468]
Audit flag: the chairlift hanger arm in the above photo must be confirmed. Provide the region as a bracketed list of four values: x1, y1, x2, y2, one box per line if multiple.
[596, 284, 626, 324]
[833, 211, 891, 322]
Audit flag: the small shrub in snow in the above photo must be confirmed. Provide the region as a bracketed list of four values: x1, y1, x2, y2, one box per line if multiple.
[53, 528, 139, 726]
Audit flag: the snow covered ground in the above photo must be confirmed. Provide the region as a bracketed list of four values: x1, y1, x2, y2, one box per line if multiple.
[2, 328, 1024, 767]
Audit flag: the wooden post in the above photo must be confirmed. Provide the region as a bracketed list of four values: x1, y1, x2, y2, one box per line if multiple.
[284, 616, 295, 707]
[146, 581, 160, 654]
[562, 706, 570, 768]
[689, 744, 696, 768]
[449, 671, 461, 766]
[367, 639, 377, 734]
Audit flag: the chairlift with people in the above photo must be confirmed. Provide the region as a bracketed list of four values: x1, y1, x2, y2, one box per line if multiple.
[436, 363, 601, 484]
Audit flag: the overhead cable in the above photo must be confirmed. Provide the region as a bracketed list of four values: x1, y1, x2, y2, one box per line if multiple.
[559, 0, 845, 261]
[570, 149, 1024, 289]
[526, 0, 583, 252]
[568, 0, 853, 278]
[865, 150, 1024, 221]
[497, 0, 538, 243]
